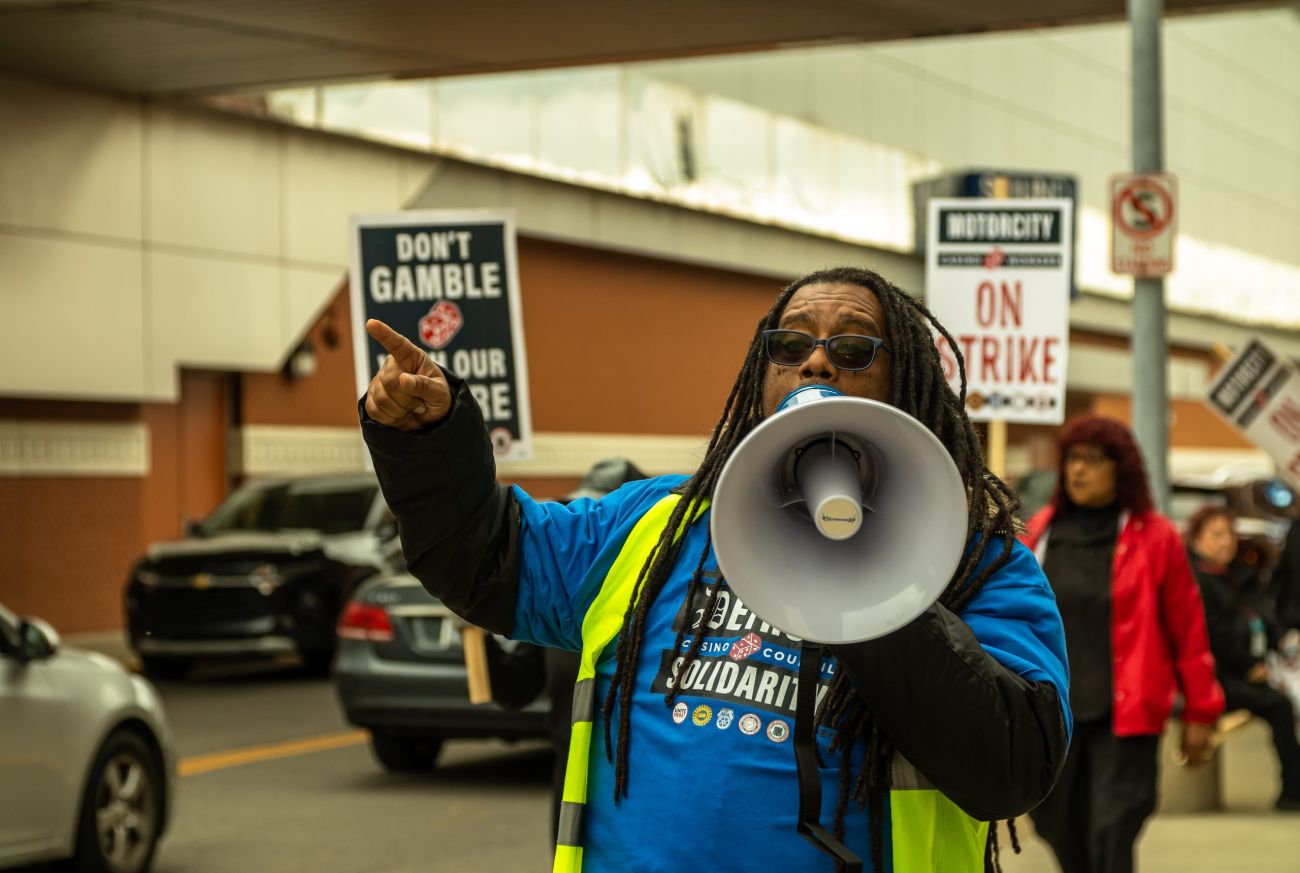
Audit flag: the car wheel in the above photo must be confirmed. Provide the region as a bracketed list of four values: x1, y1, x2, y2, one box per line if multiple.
[369, 732, 443, 773]
[139, 656, 190, 681]
[65, 729, 164, 873]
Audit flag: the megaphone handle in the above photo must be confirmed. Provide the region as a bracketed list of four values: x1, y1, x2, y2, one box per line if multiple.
[794, 642, 864, 873]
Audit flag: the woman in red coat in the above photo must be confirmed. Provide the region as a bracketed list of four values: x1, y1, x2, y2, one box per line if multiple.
[1021, 415, 1223, 873]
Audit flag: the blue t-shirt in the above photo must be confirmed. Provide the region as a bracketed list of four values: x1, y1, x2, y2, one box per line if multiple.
[511, 476, 1070, 872]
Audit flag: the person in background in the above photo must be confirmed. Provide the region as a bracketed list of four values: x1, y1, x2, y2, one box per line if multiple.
[1185, 503, 1300, 811]
[1021, 415, 1224, 873]
[1267, 517, 1300, 634]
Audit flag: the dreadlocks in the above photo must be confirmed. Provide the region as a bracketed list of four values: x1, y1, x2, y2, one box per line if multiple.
[598, 266, 1024, 871]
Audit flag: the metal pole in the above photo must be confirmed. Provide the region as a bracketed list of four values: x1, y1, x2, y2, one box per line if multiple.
[1129, 0, 1170, 512]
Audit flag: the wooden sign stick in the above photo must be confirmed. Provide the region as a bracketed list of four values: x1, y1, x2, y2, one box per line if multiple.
[460, 625, 493, 704]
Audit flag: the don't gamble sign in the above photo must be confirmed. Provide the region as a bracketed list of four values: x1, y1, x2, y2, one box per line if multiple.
[350, 209, 533, 460]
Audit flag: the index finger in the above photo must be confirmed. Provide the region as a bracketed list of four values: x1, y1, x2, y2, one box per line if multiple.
[366, 319, 428, 374]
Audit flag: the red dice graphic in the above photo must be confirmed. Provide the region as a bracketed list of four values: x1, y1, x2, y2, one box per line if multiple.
[728, 632, 762, 662]
[418, 301, 464, 350]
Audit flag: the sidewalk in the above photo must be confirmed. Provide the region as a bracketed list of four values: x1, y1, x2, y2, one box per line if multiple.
[1003, 719, 1300, 873]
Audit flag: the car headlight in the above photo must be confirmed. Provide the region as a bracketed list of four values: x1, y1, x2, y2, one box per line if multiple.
[137, 569, 161, 587]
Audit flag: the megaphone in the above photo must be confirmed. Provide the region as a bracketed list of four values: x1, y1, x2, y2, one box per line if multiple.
[710, 386, 969, 644]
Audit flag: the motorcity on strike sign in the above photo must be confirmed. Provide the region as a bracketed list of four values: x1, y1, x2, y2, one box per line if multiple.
[1204, 336, 1300, 486]
[926, 198, 1072, 425]
[1111, 173, 1177, 277]
[349, 209, 533, 461]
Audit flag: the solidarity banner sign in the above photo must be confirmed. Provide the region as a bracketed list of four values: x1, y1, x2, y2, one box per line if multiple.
[349, 209, 533, 461]
[926, 198, 1073, 424]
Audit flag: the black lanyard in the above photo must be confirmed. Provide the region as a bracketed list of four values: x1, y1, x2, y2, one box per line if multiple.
[794, 641, 864, 873]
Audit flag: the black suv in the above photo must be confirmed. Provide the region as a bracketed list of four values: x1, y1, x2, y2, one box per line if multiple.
[125, 474, 395, 679]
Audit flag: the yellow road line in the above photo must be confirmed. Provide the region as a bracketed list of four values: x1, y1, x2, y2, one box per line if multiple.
[179, 730, 368, 777]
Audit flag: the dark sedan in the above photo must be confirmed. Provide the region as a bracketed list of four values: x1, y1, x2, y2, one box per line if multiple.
[333, 573, 548, 772]
[125, 474, 395, 679]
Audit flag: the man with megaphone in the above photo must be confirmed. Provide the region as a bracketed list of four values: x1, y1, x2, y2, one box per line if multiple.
[359, 266, 1071, 873]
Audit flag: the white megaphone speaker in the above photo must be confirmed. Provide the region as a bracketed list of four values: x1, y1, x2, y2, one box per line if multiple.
[710, 385, 969, 644]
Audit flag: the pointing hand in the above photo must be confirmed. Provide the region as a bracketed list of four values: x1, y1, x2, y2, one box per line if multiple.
[363, 319, 451, 431]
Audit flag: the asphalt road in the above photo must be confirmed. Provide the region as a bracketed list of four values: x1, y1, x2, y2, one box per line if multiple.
[18, 649, 1300, 873]
[21, 658, 557, 873]
[145, 664, 1299, 873]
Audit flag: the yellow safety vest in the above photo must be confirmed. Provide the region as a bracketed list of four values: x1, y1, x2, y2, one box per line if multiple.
[552, 494, 987, 873]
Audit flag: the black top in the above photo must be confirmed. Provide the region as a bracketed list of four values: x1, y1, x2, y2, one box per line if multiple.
[1043, 503, 1120, 722]
[1190, 557, 1276, 682]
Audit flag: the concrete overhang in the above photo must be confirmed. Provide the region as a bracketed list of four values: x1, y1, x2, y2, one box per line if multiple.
[0, 0, 1281, 96]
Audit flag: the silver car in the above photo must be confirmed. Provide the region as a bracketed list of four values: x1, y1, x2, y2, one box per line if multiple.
[0, 602, 176, 873]
[333, 573, 548, 772]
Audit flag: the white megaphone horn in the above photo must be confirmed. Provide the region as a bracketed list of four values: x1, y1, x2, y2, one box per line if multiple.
[710, 385, 969, 644]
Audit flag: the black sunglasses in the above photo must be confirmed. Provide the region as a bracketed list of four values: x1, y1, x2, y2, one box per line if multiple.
[762, 329, 891, 371]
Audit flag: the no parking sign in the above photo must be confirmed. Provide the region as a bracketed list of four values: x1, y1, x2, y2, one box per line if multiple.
[1111, 173, 1177, 277]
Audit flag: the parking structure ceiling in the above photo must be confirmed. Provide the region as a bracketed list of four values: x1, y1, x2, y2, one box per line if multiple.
[0, 0, 1281, 96]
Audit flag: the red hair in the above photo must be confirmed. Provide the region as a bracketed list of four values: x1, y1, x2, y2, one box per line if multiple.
[1051, 415, 1154, 515]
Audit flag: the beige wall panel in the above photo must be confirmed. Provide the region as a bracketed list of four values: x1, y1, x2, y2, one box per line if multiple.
[284, 266, 346, 352]
[398, 155, 439, 207]
[861, 56, 921, 153]
[1048, 23, 1123, 63]
[281, 134, 424, 267]
[1004, 42, 1061, 125]
[673, 210, 752, 270]
[742, 51, 807, 119]
[965, 102, 1017, 168]
[417, 162, 509, 209]
[810, 49, 868, 139]
[0, 75, 142, 240]
[0, 234, 145, 398]
[916, 87, 970, 168]
[0, 421, 149, 476]
[913, 39, 969, 85]
[508, 173, 599, 243]
[146, 108, 282, 258]
[1050, 138, 1098, 201]
[147, 251, 282, 382]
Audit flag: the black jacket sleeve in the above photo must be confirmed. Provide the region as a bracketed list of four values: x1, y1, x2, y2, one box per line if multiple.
[359, 372, 522, 635]
[832, 604, 1068, 822]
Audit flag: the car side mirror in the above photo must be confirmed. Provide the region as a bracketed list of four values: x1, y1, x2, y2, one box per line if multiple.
[16, 617, 59, 663]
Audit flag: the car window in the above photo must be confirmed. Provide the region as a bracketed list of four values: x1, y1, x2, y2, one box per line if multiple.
[201, 481, 380, 536]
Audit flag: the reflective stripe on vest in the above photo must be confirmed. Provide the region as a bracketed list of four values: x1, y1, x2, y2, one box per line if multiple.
[554, 494, 706, 873]
[552, 494, 987, 873]
[889, 756, 988, 872]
